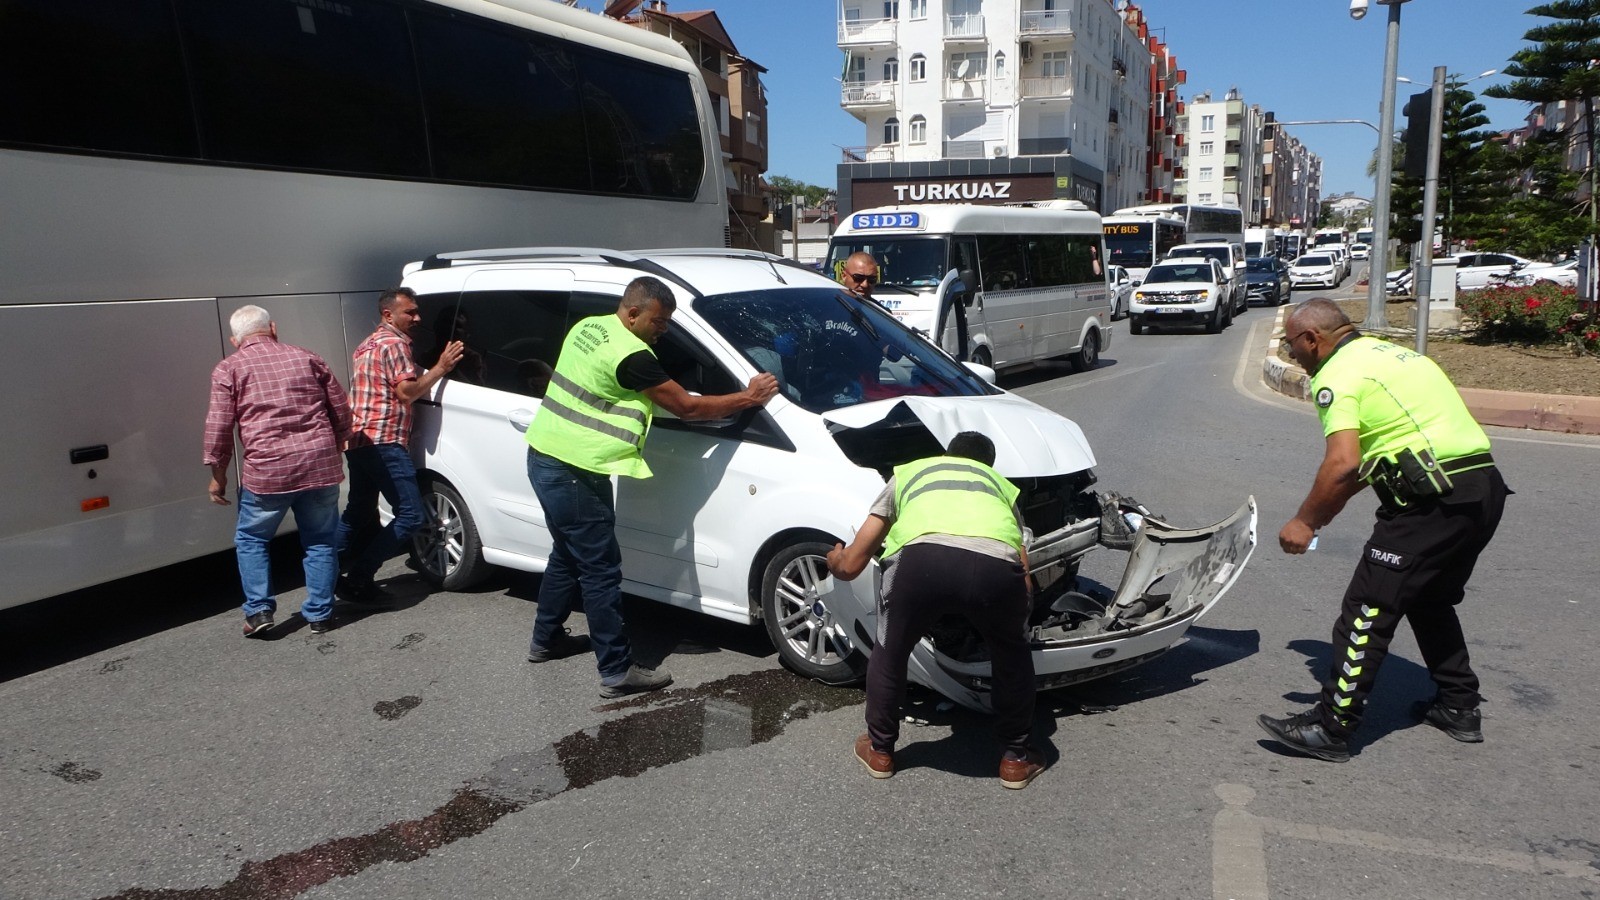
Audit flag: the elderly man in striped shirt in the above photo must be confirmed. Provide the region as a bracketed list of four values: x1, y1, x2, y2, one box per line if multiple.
[204, 305, 352, 637]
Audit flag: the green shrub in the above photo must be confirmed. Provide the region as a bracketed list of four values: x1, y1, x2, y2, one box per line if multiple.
[1458, 283, 1598, 356]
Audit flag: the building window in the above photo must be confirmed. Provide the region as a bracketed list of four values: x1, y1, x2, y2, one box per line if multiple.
[909, 114, 926, 143]
[910, 0, 927, 19]
[746, 112, 762, 147]
[884, 57, 898, 82]
[993, 51, 1005, 80]
[845, 55, 865, 84]
[1198, 192, 1213, 202]
[947, 51, 986, 80]
[1199, 140, 1214, 154]
[884, 117, 900, 145]
[1042, 50, 1068, 78]
[909, 53, 926, 82]
[883, 0, 899, 19]
[1199, 166, 1213, 180]
[1201, 114, 1215, 131]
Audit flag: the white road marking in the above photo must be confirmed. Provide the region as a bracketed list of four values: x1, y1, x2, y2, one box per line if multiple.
[1211, 782, 1600, 898]
[1012, 361, 1165, 400]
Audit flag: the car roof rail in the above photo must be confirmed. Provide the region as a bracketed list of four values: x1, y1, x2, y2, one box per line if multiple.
[642, 247, 819, 279]
[416, 247, 633, 270]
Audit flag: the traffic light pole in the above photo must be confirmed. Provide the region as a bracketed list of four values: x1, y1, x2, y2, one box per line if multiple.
[1414, 66, 1447, 355]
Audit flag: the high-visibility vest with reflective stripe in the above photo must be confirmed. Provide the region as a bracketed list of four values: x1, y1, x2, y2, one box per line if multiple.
[526, 314, 655, 479]
[880, 455, 1022, 560]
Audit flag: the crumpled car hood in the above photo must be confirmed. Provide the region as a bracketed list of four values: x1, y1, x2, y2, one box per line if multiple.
[821, 394, 1096, 477]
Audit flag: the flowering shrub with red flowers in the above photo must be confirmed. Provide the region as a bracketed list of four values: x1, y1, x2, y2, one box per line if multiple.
[1458, 283, 1599, 357]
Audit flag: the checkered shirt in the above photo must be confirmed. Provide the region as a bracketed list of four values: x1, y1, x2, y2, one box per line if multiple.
[348, 323, 419, 448]
[203, 335, 352, 495]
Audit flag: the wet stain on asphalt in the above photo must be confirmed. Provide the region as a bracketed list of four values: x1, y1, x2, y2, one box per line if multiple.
[100, 668, 859, 900]
[373, 696, 423, 721]
[49, 761, 102, 783]
[1506, 682, 1555, 710]
[99, 657, 131, 674]
[392, 632, 425, 651]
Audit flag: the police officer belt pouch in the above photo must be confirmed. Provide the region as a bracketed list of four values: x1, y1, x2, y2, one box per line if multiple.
[1395, 448, 1454, 498]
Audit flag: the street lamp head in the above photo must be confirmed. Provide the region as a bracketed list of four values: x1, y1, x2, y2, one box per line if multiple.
[1350, 0, 1368, 20]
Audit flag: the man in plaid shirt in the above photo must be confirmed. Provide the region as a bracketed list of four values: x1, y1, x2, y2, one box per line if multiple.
[337, 288, 462, 603]
[204, 306, 352, 637]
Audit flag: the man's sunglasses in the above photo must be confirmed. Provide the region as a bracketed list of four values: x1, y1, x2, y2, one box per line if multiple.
[848, 272, 879, 284]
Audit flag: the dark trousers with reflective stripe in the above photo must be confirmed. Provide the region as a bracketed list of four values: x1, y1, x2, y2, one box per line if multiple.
[1319, 467, 1508, 735]
[866, 543, 1034, 755]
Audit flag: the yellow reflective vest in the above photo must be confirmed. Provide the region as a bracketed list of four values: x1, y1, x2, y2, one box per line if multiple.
[526, 314, 655, 479]
[880, 455, 1022, 559]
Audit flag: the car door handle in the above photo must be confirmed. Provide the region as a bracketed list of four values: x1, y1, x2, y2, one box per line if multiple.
[507, 409, 535, 431]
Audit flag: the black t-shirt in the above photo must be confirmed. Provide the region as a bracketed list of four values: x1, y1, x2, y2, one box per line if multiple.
[617, 350, 669, 392]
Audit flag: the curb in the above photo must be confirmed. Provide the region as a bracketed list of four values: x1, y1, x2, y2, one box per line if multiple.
[1259, 308, 1600, 435]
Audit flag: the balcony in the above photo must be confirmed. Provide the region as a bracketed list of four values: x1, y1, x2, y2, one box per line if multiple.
[1018, 136, 1071, 156]
[1112, 56, 1127, 78]
[942, 77, 987, 102]
[1018, 9, 1072, 37]
[840, 81, 897, 109]
[838, 16, 897, 46]
[1019, 75, 1072, 99]
[839, 144, 900, 163]
[944, 13, 985, 41]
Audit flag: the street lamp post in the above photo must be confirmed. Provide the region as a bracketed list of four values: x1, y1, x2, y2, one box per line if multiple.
[1360, 0, 1410, 332]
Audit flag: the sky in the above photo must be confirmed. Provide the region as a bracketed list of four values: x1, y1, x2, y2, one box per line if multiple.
[576, 1, 1548, 202]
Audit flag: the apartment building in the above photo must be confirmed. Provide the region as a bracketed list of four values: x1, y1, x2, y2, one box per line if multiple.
[1127, 3, 1184, 205]
[1175, 88, 1262, 223]
[608, 0, 770, 248]
[1261, 115, 1321, 230]
[834, 0, 1154, 215]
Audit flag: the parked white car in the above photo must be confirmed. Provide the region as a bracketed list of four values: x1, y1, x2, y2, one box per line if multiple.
[1289, 254, 1340, 290]
[1511, 259, 1578, 287]
[1452, 252, 1536, 290]
[399, 248, 1256, 710]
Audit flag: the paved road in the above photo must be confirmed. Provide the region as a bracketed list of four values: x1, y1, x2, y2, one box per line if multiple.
[4, 294, 1598, 900]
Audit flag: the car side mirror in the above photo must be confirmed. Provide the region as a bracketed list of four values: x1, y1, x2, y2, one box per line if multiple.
[1131, 279, 1142, 287]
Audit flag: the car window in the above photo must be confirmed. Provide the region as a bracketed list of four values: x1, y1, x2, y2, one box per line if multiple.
[693, 286, 992, 414]
[427, 289, 576, 396]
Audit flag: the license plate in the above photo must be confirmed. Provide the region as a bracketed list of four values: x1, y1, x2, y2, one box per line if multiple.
[1154, 307, 1184, 314]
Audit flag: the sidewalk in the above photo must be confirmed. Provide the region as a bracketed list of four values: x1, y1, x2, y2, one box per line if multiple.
[1260, 306, 1600, 435]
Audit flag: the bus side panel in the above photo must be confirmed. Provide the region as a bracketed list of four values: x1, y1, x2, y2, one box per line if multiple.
[1, 299, 232, 610]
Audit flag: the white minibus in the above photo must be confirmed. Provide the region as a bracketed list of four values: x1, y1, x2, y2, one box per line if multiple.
[826, 203, 1112, 374]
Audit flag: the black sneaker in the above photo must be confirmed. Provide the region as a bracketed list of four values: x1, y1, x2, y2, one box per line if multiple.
[1412, 698, 1483, 743]
[308, 617, 336, 635]
[527, 629, 591, 663]
[1257, 708, 1351, 762]
[598, 665, 673, 699]
[243, 612, 275, 637]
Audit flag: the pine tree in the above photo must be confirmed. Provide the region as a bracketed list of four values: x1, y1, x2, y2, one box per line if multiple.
[1484, 0, 1600, 228]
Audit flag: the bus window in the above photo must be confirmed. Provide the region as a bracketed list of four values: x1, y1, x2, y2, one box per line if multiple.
[977, 233, 1025, 290]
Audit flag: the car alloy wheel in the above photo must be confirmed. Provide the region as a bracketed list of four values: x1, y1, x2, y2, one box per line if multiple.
[760, 540, 866, 684]
[412, 479, 490, 590]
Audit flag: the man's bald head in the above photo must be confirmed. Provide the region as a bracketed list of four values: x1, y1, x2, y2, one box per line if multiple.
[1287, 298, 1352, 336]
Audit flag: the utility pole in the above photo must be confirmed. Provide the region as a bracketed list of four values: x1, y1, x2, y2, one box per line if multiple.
[791, 194, 802, 262]
[1414, 66, 1446, 355]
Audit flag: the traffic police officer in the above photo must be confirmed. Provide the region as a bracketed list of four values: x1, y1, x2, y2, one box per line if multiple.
[827, 431, 1046, 789]
[1259, 298, 1509, 762]
[523, 276, 778, 698]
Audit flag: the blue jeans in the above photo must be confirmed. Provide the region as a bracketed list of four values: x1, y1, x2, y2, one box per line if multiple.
[337, 442, 426, 583]
[236, 485, 341, 622]
[527, 449, 632, 679]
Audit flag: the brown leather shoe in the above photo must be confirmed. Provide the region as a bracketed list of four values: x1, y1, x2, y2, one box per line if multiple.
[854, 734, 894, 779]
[999, 749, 1046, 790]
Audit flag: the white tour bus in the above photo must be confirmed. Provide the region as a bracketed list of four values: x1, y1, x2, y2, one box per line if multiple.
[0, 0, 725, 611]
[1102, 213, 1187, 284]
[826, 203, 1113, 374]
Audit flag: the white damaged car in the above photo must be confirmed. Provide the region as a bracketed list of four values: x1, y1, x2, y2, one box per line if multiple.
[403, 248, 1257, 711]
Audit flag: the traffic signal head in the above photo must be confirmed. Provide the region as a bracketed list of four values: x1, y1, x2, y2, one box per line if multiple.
[1402, 89, 1433, 180]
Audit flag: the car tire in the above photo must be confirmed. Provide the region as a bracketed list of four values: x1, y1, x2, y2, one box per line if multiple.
[760, 540, 867, 685]
[1070, 329, 1099, 373]
[1206, 303, 1223, 334]
[1128, 315, 1144, 335]
[412, 478, 491, 591]
[970, 345, 993, 369]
